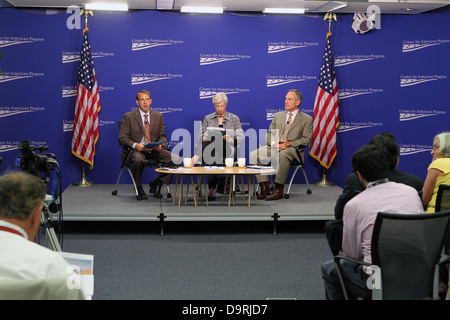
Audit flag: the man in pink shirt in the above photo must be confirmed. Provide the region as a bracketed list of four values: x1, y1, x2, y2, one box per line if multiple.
[321, 144, 424, 299]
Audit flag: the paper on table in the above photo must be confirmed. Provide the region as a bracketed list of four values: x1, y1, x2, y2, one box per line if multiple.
[59, 251, 94, 298]
[246, 165, 274, 170]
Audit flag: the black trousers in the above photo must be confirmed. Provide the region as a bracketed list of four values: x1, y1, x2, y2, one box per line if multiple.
[325, 219, 343, 256]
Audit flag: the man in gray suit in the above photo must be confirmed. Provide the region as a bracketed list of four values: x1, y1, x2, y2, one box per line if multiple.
[119, 90, 178, 200]
[249, 89, 313, 200]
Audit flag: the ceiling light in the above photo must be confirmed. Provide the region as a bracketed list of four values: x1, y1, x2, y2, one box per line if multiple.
[180, 6, 224, 14]
[263, 8, 305, 14]
[311, 1, 347, 13]
[400, 7, 416, 12]
[83, 3, 129, 11]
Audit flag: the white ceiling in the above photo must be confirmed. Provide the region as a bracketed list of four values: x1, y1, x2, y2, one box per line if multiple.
[3, 0, 450, 14]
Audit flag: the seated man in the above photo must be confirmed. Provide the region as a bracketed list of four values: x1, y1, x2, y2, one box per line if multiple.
[118, 90, 178, 200]
[0, 171, 73, 281]
[321, 144, 424, 300]
[325, 132, 423, 255]
[249, 89, 313, 200]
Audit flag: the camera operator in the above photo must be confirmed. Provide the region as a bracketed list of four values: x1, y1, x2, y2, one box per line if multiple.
[0, 171, 71, 280]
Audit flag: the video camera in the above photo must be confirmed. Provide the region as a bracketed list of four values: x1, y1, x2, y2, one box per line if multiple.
[15, 140, 63, 250]
[15, 139, 57, 178]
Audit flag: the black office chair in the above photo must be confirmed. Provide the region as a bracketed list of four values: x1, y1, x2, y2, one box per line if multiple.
[111, 121, 171, 199]
[436, 184, 450, 213]
[436, 184, 450, 256]
[284, 144, 312, 199]
[334, 210, 450, 300]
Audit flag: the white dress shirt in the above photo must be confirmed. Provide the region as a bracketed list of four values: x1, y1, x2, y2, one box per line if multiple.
[0, 220, 71, 280]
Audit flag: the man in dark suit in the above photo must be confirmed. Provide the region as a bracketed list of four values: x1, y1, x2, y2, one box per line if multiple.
[118, 90, 178, 200]
[325, 132, 424, 255]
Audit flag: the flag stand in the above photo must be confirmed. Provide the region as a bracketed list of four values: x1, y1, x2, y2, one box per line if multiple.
[315, 168, 333, 187]
[72, 162, 93, 187]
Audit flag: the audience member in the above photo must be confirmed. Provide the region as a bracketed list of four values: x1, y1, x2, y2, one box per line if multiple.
[325, 132, 423, 255]
[422, 131, 450, 213]
[321, 144, 424, 300]
[118, 90, 179, 200]
[191, 92, 244, 200]
[0, 171, 72, 280]
[249, 89, 313, 200]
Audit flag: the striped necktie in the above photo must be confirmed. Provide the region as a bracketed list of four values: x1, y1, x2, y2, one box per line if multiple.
[280, 112, 292, 140]
[144, 114, 151, 144]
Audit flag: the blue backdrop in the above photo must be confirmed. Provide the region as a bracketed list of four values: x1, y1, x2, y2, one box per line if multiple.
[0, 8, 449, 192]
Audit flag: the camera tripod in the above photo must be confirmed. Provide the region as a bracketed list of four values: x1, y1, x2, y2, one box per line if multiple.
[38, 195, 62, 252]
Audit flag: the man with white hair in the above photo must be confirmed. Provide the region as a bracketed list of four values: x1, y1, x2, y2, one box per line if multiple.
[249, 89, 313, 200]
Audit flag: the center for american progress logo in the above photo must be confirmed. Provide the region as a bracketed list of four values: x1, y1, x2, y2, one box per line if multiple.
[131, 38, 184, 51]
[200, 53, 251, 66]
[402, 39, 449, 53]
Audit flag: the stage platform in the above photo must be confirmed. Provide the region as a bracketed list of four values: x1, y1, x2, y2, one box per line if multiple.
[61, 183, 340, 223]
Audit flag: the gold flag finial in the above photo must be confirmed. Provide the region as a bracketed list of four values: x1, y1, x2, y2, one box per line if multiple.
[324, 12, 337, 37]
[80, 9, 94, 33]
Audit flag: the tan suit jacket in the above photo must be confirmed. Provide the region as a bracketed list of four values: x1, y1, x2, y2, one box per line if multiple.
[266, 110, 313, 160]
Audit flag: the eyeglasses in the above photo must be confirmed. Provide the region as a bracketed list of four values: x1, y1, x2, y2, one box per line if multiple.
[214, 103, 226, 109]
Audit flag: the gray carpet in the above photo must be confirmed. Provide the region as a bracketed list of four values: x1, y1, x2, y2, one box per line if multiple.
[53, 182, 340, 301]
[61, 183, 340, 222]
[59, 220, 333, 301]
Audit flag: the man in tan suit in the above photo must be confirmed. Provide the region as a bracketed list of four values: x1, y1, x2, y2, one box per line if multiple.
[249, 89, 313, 200]
[119, 90, 178, 200]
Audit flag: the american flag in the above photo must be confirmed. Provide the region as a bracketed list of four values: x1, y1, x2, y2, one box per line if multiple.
[309, 34, 339, 169]
[71, 30, 101, 169]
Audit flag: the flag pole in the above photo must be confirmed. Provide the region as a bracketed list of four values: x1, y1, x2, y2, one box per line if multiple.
[72, 8, 95, 188]
[80, 8, 93, 32]
[314, 12, 337, 188]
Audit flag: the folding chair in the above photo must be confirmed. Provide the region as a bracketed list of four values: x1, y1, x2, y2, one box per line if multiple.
[284, 144, 312, 199]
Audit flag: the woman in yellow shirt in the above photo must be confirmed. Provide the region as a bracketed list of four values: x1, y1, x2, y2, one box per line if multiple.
[422, 132, 450, 213]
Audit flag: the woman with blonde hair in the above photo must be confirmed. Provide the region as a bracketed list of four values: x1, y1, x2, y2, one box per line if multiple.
[422, 131, 450, 213]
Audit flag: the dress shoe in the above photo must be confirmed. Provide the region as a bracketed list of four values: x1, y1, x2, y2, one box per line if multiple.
[257, 181, 270, 200]
[136, 187, 148, 201]
[266, 183, 284, 201]
[208, 188, 216, 201]
[149, 179, 163, 198]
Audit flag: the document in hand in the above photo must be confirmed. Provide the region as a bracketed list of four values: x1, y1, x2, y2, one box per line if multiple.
[206, 127, 226, 136]
[59, 251, 94, 299]
[144, 140, 166, 149]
